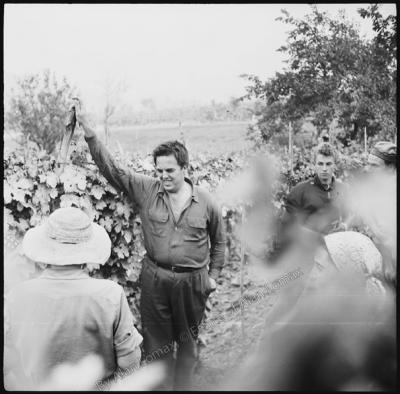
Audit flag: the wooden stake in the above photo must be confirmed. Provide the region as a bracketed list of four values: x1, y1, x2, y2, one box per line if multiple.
[240, 206, 246, 340]
[289, 122, 293, 176]
[364, 127, 367, 154]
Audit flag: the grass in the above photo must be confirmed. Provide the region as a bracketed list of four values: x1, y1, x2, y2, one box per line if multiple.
[105, 121, 252, 156]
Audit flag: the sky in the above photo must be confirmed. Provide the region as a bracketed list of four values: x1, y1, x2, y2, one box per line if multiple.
[4, 3, 397, 113]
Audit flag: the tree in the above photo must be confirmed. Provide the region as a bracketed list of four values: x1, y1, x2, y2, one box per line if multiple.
[101, 76, 128, 146]
[5, 70, 78, 154]
[241, 4, 396, 145]
[357, 4, 397, 141]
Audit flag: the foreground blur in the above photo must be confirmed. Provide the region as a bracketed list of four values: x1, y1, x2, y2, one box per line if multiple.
[4, 152, 396, 390]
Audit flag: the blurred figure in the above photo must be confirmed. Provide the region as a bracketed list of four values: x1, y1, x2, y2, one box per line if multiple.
[365, 141, 396, 172]
[346, 141, 396, 288]
[4, 207, 143, 390]
[226, 280, 395, 390]
[224, 231, 395, 390]
[313, 231, 385, 294]
[275, 142, 348, 260]
[37, 356, 166, 391]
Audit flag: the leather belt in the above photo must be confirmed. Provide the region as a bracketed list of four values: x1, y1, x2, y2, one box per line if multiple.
[153, 261, 200, 273]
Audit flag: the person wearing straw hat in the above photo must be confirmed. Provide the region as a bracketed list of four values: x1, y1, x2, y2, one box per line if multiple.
[225, 232, 394, 391]
[77, 113, 226, 391]
[236, 230, 389, 391]
[4, 207, 143, 390]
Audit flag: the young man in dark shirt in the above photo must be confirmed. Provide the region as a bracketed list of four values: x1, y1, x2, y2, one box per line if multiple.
[77, 114, 226, 390]
[277, 142, 347, 252]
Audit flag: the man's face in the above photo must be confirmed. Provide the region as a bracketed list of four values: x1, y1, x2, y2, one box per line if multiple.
[365, 153, 386, 173]
[155, 155, 186, 193]
[315, 154, 334, 185]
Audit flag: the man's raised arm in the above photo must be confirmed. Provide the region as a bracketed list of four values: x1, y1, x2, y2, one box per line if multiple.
[77, 114, 152, 208]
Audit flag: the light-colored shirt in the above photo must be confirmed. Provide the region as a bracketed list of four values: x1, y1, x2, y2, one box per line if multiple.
[4, 266, 142, 388]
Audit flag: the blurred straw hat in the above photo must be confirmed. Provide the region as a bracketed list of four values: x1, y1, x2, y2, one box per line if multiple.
[324, 231, 382, 275]
[22, 207, 111, 265]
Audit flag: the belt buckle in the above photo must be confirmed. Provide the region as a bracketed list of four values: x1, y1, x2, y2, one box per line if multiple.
[171, 266, 176, 272]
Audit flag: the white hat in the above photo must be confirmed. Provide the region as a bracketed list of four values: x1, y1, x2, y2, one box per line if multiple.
[22, 207, 111, 266]
[324, 231, 382, 275]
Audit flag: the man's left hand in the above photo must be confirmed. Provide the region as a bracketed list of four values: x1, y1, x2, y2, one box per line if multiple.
[209, 277, 217, 293]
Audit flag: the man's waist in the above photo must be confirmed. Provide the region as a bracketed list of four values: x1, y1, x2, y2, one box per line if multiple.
[145, 256, 205, 273]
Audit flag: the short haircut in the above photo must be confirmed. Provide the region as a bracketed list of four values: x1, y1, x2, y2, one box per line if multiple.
[313, 142, 337, 162]
[152, 140, 189, 168]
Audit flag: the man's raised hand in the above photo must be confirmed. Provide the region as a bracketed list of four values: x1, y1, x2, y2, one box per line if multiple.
[76, 112, 96, 139]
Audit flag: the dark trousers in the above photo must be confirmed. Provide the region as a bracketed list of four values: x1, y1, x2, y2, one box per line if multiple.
[140, 260, 212, 390]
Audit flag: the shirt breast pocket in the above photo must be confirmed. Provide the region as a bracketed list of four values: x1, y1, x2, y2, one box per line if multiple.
[148, 209, 169, 237]
[184, 217, 207, 242]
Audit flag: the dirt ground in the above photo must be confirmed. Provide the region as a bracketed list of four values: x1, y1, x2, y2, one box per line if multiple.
[191, 259, 280, 390]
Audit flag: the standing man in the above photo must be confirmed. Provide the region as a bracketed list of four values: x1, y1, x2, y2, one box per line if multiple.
[77, 115, 226, 390]
[277, 142, 347, 253]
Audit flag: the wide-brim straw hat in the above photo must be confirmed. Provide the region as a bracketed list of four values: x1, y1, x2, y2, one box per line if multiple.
[22, 207, 111, 266]
[324, 231, 382, 275]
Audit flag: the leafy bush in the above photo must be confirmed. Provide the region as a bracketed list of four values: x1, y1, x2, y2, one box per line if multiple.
[4, 140, 246, 326]
[4, 135, 369, 325]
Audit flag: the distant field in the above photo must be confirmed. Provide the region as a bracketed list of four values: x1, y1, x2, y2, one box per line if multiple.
[106, 121, 252, 156]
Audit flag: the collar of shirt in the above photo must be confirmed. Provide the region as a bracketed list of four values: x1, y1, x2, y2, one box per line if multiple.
[313, 174, 336, 191]
[39, 266, 90, 280]
[156, 177, 199, 203]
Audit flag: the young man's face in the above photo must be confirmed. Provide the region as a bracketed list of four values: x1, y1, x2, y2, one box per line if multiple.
[155, 155, 186, 193]
[315, 154, 335, 185]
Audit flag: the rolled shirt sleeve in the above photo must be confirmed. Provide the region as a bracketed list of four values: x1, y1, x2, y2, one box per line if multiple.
[113, 287, 143, 369]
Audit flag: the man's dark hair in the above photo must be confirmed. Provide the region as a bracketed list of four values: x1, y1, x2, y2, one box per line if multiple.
[152, 140, 189, 168]
[313, 142, 337, 162]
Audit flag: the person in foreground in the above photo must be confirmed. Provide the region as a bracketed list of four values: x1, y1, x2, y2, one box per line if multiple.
[344, 140, 397, 288]
[4, 207, 143, 390]
[77, 114, 226, 390]
[223, 230, 395, 390]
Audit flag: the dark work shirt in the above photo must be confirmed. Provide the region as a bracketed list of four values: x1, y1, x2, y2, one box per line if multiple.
[283, 175, 347, 234]
[86, 135, 226, 279]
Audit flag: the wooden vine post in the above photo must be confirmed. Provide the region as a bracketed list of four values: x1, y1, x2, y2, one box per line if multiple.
[239, 205, 246, 340]
[288, 121, 294, 177]
[364, 126, 367, 155]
